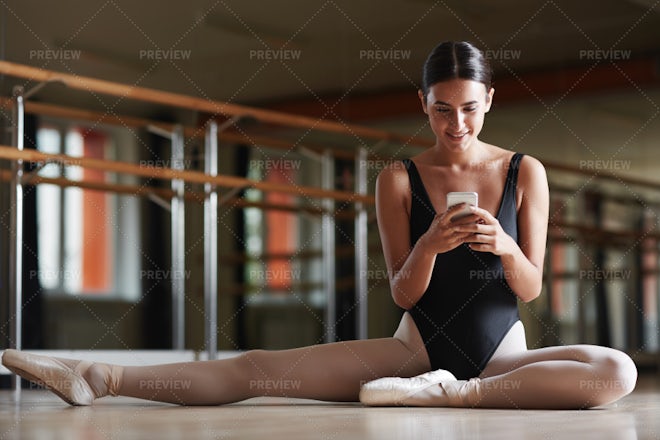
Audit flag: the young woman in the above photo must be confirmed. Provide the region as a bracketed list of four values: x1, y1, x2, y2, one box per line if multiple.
[2, 41, 637, 409]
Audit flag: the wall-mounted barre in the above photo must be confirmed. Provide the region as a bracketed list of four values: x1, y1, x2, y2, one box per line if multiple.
[0, 61, 433, 148]
[0, 97, 401, 161]
[0, 169, 366, 222]
[4, 93, 660, 197]
[0, 145, 375, 204]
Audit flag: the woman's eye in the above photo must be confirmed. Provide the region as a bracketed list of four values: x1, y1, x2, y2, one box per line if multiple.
[435, 108, 450, 113]
[464, 107, 477, 112]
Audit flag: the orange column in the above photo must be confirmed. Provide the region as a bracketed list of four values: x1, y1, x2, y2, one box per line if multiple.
[80, 130, 112, 293]
[265, 165, 296, 291]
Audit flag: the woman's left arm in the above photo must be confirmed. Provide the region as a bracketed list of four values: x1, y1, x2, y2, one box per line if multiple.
[459, 156, 549, 302]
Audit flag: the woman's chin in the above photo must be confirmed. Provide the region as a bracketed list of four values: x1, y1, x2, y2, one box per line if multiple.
[441, 134, 473, 152]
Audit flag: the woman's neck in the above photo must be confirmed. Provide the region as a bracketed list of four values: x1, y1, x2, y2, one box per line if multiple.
[424, 140, 489, 168]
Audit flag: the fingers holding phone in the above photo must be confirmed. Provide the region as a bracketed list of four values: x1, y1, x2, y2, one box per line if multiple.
[446, 192, 478, 223]
[419, 192, 479, 255]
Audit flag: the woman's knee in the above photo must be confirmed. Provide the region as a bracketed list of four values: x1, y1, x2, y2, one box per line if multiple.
[233, 350, 272, 396]
[600, 349, 637, 395]
[237, 349, 269, 375]
[587, 348, 637, 405]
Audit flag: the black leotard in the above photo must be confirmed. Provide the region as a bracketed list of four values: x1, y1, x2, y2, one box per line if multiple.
[403, 153, 524, 379]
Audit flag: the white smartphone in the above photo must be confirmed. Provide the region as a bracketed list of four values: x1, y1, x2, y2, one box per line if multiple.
[446, 191, 478, 221]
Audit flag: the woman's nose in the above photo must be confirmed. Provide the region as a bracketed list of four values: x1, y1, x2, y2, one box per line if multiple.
[448, 111, 465, 129]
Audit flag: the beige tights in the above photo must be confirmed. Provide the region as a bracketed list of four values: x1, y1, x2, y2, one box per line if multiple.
[26, 322, 637, 408]
[116, 337, 429, 405]
[403, 321, 637, 409]
[97, 342, 637, 409]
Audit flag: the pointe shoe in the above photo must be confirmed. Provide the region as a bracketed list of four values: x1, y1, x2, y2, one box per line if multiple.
[2, 349, 96, 406]
[359, 369, 457, 406]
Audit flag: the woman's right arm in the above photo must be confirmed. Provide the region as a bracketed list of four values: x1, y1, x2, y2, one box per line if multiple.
[375, 164, 469, 309]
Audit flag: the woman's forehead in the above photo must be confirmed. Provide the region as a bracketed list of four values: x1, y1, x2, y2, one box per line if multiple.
[426, 79, 489, 104]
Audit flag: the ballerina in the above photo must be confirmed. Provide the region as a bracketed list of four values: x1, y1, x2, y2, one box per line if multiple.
[2, 41, 637, 409]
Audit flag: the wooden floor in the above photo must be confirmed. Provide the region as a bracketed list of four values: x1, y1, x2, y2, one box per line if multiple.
[1, 376, 659, 440]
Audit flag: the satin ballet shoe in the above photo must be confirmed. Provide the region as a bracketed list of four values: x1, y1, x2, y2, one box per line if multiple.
[359, 369, 457, 406]
[1, 349, 119, 406]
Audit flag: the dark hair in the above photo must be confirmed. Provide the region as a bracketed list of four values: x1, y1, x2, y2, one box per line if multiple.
[421, 41, 492, 98]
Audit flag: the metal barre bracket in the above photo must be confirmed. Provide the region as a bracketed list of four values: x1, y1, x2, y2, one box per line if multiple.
[22, 80, 62, 100]
[147, 124, 175, 140]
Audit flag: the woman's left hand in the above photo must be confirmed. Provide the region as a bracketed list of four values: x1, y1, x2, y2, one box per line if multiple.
[454, 206, 517, 256]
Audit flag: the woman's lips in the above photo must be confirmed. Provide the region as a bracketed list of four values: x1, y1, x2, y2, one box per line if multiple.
[446, 131, 469, 140]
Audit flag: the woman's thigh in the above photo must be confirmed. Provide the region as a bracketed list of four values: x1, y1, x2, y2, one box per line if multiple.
[244, 336, 431, 400]
[393, 311, 432, 370]
[479, 320, 528, 378]
[477, 344, 637, 408]
[241, 312, 433, 400]
[480, 343, 632, 379]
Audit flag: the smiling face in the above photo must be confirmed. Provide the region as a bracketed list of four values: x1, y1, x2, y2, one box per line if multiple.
[419, 78, 494, 153]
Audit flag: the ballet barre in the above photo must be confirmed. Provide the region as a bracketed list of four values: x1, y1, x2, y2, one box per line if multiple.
[0, 169, 365, 219]
[217, 243, 382, 265]
[0, 97, 374, 220]
[0, 97, 384, 162]
[0, 60, 432, 148]
[545, 159, 660, 192]
[0, 146, 375, 204]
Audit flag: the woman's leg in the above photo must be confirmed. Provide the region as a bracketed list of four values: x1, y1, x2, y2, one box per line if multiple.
[116, 312, 430, 405]
[399, 344, 638, 409]
[471, 344, 638, 409]
[373, 322, 637, 409]
[2, 313, 432, 406]
[117, 337, 430, 405]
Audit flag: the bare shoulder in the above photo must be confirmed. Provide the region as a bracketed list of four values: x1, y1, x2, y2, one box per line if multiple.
[376, 160, 412, 211]
[377, 160, 411, 191]
[518, 154, 547, 189]
[516, 154, 549, 213]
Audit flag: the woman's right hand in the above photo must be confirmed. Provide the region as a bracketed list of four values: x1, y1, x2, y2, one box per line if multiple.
[418, 203, 479, 255]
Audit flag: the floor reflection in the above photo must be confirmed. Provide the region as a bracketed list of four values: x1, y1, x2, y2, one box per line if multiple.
[360, 406, 638, 440]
